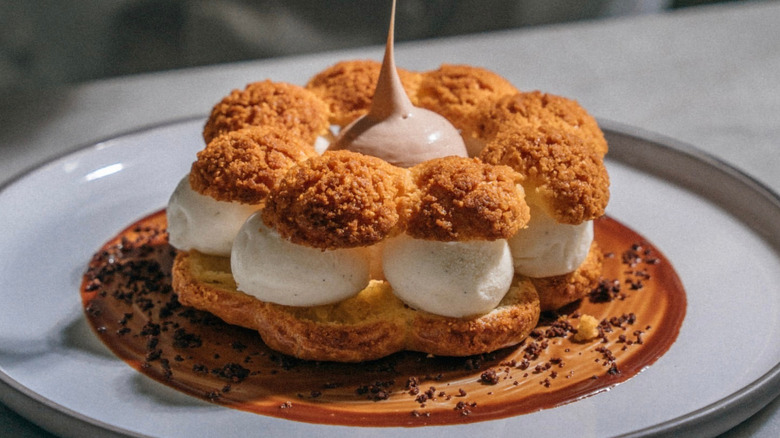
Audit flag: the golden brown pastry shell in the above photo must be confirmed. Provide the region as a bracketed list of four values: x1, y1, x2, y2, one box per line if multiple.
[172, 249, 541, 362]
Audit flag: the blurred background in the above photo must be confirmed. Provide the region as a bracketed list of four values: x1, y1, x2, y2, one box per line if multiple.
[0, 0, 741, 93]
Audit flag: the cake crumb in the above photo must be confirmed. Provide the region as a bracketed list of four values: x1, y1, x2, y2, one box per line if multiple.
[573, 314, 600, 342]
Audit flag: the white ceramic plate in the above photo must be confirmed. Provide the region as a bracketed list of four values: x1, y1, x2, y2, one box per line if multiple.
[1, 118, 779, 438]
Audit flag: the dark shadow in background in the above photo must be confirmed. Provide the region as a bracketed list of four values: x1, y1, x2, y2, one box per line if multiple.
[0, 0, 740, 92]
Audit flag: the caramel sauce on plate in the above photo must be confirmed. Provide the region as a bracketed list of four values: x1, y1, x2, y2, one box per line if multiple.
[81, 210, 685, 427]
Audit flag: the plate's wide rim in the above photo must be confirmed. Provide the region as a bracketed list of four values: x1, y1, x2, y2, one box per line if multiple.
[0, 117, 778, 438]
[598, 120, 780, 437]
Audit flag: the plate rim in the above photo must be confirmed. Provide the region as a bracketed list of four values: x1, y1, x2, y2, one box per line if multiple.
[599, 118, 780, 437]
[0, 116, 779, 438]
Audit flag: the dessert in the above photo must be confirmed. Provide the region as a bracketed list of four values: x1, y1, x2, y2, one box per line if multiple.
[166, 1, 610, 362]
[80, 0, 686, 427]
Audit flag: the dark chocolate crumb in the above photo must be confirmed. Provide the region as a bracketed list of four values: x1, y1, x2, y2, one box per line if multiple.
[480, 369, 500, 385]
[214, 363, 250, 383]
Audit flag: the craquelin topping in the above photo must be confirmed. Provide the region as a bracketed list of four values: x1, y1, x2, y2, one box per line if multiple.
[261, 150, 409, 250]
[203, 80, 330, 144]
[480, 91, 608, 157]
[189, 126, 317, 205]
[406, 156, 529, 241]
[480, 124, 609, 224]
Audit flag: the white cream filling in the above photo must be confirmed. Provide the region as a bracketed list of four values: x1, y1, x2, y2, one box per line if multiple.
[167, 175, 260, 256]
[381, 234, 514, 318]
[509, 206, 593, 278]
[231, 212, 371, 306]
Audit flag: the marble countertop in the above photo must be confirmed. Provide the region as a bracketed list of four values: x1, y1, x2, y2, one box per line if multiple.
[1, 1, 778, 436]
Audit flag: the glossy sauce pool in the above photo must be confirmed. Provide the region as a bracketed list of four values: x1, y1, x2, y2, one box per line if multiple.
[81, 210, 685, 427]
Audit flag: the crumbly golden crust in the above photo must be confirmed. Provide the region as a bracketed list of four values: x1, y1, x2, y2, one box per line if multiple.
[573, 314, 600, 342]
[261, 150, 410, 250]
[530, 242, 603, 311]
[203, 80, 330, 144]
[416, 64, 518, 141]
[173, 249, 540, 362]
[480, 91, 608, 157]
[305, 60, 421, 126]
[479, 125, 609, 224]
[406, 156, 529, 241]
[189, 126, 317, 205]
